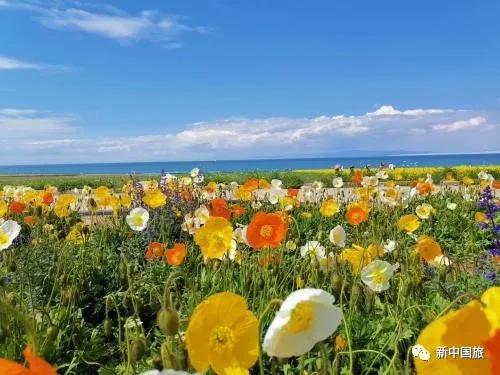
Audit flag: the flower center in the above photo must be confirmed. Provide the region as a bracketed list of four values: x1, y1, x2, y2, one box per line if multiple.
[0, 231, 9, 246]
[333, 231, 342, 244]
[208, 325, 234, 353]
[286, 301, 314, 333]
[259, 225, 273, 239]
[372, 268, 387, 284]
[132, 215, 144, 227]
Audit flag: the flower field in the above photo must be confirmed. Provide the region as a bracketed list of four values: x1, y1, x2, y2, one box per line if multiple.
[0, 168, 499, 374]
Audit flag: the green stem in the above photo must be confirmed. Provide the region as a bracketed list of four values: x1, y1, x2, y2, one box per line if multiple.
[258, 299, 283, 375]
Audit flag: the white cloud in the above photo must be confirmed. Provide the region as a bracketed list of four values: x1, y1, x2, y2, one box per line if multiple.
[366, 105, 451, 117]
[0, 55, 42, 70]
[432, 116, 486, 132]
[0, 105, 497, 165]
[0, 55, 73, 71]
[0, 108, 77, 140]
[1, 1, 206, 45]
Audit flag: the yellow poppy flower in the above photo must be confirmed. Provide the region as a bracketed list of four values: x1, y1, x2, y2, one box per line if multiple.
[58, 193, 77, 206]
[481, 287, 500, 332]
[398, 214, 420, 233]
[66, 223, 89, 244]
[185, 292, 258, 375]
[475, 212, 489, 224]
[415, 287, 500, 374]
[415, 236, 442, 262]
[54, 203, 71, 218]
[319, 198, 340, 217]
[142, 189, 167, 209]
[340, 244, 383, 273]
[194, 217, 233, 259]
[234, 187, 252, 201]
[0, 201, 7, 218]
[462, 176, 474, 186]
[120, 194, 132, 209]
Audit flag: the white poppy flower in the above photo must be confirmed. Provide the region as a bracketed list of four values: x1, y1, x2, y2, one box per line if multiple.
[0, 220, 21, 251]
[263, 288, 343, 358]
[416, 203, 433, 219]
[388, 163, 395, 170]
[271, 179, 283, 189]
[161, 173, 177, 183]
[194, 205, 210, 225]
[361, 260, 397, 292]
[311, 181, 323, 189]
[300, 241, 326, 261]
[226, 239, 238, 261]
[190, 168, 200, 177]
[233, 225, 249, 245]
[329, 225, 346, 247]
[383, 240, 397, 253]
[179, 176, 192, 186]
[362, 176, 378, 187]
[268, 189, 280, 205]
[375, 171, 389, 180]
[430, 255, 452, 267]
[425, 174, 433, 184]
[126, 207, 149, 232]
[446, 202, 457, 210]
[193, 175, 204, 184]
[478, 171, 490, 180]
[332, 177, 343, 188]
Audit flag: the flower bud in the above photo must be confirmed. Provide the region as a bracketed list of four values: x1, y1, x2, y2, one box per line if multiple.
[103, 318, 113, 337]
[47, 326, 59, 341]
[130, 339, 146, 365]
[331, 273, 343, 294]
[157, 308, 179, 336]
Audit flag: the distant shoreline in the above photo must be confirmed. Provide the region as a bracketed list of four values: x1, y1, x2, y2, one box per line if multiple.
[0, 153, 499, 176]
[1, 151, 499, 169]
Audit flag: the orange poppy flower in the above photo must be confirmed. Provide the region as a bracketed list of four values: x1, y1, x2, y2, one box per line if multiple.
[181, 190, 193, 202]
[24, 216, 36, 226]
[346, 206, 368, 226]
[42, 192, 54, 205]
[287, 188, 299, 198]
[242, 178, 259, 192]
[493, 180, 500, 190]
[231, 204, 247, 218]
[210, 198, 231, 220]
[416, 182, 433, 196]
[10, 200, 26, 214]
[483, 329, 500, 375]
[246, 211, 288, 250]
[165, 243, 187, 266]
[258, 179, 271, 189]
[353, 170, 363, 186]
[0, 345, 57, 374]
[145, 242, 165, 260]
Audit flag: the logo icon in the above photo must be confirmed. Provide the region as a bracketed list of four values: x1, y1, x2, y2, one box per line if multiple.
[412, 344, 431, 361]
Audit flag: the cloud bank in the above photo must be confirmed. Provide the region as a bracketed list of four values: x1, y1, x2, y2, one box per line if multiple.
[0, 105, 498, 165]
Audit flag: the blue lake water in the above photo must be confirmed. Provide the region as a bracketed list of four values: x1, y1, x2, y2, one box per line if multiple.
[0, 153, 499, 175]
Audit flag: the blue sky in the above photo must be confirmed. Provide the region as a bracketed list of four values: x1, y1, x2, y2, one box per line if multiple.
[1, 0, 499, 164]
